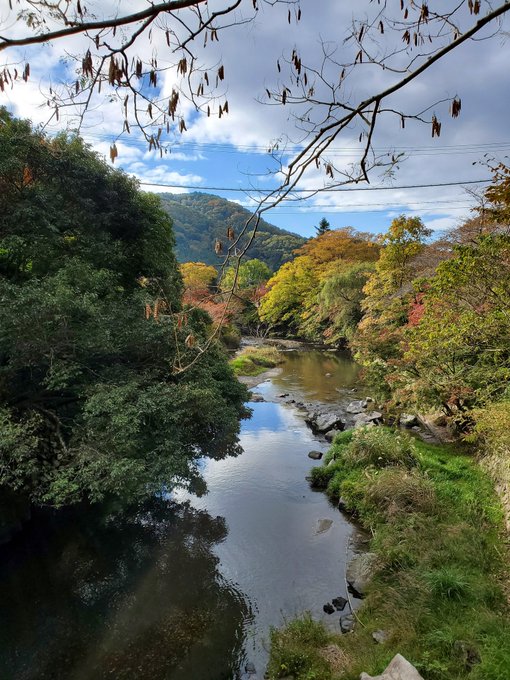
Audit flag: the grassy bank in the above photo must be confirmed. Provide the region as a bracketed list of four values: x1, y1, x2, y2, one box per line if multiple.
[230, 346, 283, 377]
[267, 427, 510, 680]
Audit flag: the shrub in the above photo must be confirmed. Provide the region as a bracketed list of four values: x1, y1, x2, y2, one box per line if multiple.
[343, 427, 418, 469]
[364, 468, 438, 520]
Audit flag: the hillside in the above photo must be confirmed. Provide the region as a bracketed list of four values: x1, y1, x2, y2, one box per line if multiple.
[158, 192, 306, 271]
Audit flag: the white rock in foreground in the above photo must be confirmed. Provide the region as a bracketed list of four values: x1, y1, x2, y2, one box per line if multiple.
[360, 654, 424, 680]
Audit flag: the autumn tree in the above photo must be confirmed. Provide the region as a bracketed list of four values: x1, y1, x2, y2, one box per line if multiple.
[181, 261, 218, 301]
[259, 228, 379, 340]
[352, 216, 431, 399]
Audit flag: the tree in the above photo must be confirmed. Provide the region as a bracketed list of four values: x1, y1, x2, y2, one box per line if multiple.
[0, 109, 247, 507]
[181, 261, 218, 300]
[259, 228, 379, 339]
[222, 258, 271, 292]
[315, 218, 331, 237]
[352, 216, 431, 399]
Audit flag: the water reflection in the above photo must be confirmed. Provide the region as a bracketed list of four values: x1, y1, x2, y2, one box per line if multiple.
[0, 350, 360, 680]
[265, 350, 363, 402]
[0, 500, 249, 680]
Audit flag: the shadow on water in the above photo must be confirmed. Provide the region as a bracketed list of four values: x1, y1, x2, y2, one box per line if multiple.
[0, 499, 250, 680]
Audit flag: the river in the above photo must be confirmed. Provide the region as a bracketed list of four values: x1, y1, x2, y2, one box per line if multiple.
[0, 350, 362, 680]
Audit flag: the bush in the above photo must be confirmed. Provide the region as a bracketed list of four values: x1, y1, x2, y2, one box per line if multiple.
[364, 468, 438, 520]
[343, 427, 418, 469]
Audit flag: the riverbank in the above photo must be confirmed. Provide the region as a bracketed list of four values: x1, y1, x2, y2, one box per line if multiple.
[268, 427, 510, 679]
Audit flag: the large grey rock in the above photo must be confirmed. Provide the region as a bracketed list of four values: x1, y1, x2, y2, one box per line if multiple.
[346, 552, 378, 597]
[315, 413, 345, 433]
[400, 413, 419, 428]
[353, 411, 383, 428]
[305, 408, 345, 434]
[325, 428, 343, 442]
[347, 400, 366, 414]
[360, 654, 424, 680]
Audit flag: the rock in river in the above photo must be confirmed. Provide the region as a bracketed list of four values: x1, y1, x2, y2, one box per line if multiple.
[315, 518, 333, 534]
[308, 450, 323, 460]
[307, 411, 345, 434]
[346, 400, 366, 414]
[323, 602, 335, 615]
[332, 596, 348, 611]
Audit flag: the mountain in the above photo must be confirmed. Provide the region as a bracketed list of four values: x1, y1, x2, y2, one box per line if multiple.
[157, 192, 306, 271]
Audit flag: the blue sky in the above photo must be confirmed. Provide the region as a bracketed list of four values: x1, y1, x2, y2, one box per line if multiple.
[2, 1, 509, 239]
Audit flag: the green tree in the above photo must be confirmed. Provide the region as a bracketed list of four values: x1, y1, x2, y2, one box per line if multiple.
[222, 258, 271, 292]
[0, 109, 246, 507]
[315, 218, 331, 236]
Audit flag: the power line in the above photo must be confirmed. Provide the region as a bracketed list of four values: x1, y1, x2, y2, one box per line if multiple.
[82, 131, 510, 155]
[139, 178, 491, 193]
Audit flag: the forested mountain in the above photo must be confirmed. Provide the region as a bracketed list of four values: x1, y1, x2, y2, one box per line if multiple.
[158, 192, 305, 270]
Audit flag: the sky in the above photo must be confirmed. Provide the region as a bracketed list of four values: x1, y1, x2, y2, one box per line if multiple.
[1, 0, 510, 238]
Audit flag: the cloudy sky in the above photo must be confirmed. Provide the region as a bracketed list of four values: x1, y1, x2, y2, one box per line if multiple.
[1, 0, 509, 238]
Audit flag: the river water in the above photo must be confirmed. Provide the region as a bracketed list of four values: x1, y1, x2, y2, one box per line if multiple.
[0, 350, 361, 680]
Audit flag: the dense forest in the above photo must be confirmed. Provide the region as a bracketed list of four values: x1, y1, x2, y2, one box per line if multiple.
[0, 110, 247, 517]
[159, 192, 305, 271]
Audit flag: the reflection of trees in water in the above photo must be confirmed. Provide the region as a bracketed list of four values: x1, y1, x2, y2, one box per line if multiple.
[275, 351, 361, 398]
[0, 499, 249, 680]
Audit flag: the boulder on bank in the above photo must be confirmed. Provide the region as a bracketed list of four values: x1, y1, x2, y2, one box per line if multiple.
[346, 552, 378, 597]
[353, 411, 383, 428]
[325, 428, 343, 442]
[360, 654, 424, 680]
[399, 413, 419, 428]
[347, 400, 366, 414]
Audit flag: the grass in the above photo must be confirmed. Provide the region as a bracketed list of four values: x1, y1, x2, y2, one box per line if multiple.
[229, 345, 283, 377]
[268, 427, 510, 680]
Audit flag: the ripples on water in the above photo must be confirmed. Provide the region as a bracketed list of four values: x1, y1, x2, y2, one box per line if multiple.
[0, 351, 360, 679]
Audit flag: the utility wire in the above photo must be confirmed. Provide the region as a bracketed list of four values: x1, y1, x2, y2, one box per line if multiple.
[138, 178, 491, 192]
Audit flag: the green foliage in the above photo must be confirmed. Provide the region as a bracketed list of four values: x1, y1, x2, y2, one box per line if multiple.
[0, 110, 247, 507]
[222, 258, 271, 291]
[158, 192, 305, 270]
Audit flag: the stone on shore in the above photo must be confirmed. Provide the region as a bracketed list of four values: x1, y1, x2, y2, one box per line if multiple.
[360, 654, 424, 679]
[346, 552, 378, 597]
[346, 400, 366, 414]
